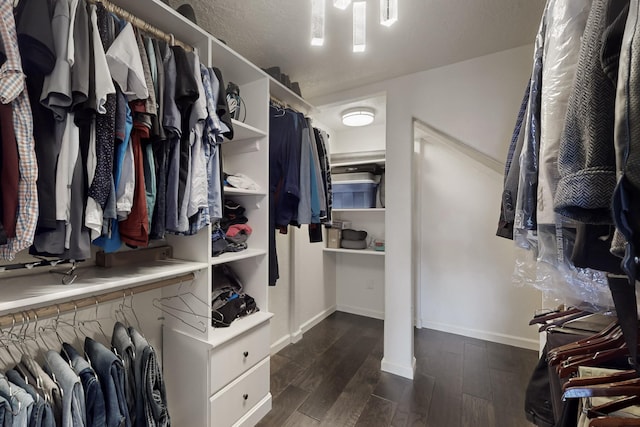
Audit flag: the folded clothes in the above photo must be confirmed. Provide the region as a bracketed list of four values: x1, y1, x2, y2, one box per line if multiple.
[226, 173, 261, 192]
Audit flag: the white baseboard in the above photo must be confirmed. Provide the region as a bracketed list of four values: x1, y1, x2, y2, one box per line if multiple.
[381, 356, 416, 379]
[270, 306, 338, 354]
[337, 304, 384, 320]
[300, 305, 337, 333]
[421, 320, 539, 350]
[270, 335, 291, 354]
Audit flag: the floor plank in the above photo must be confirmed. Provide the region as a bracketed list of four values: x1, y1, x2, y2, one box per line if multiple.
[298, 335, 378, 421]
[354, 395, 395, 427]
[320, 352, 382, 427]
[292, 325, 362, 392]
[462, 342, 493, 401]
[282, 411, 320, 427]
[461, 393, 496, 427]
[256, 385, 309, 427]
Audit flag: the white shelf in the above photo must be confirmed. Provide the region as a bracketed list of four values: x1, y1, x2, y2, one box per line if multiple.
[210, 249, 267, 266]
[268, 77, 314, 114]
[331, 158, 386, 168]
[223, 187, 267, 197]
[224, 120, 267, 143]
[332, 208, 385, 213]
[209, 311, 273, 347]
[323, 248, 385, 256]
[0, 259, 209, 315]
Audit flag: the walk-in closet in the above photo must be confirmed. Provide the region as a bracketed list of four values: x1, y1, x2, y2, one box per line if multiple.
[4, 0, 639, 426]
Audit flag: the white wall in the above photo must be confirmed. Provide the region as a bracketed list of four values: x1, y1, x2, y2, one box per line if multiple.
[312, 44, 542, 377]
[269, 233, 292, 352]
[332, 124, 386, 154]
[417, 137, 539, 349]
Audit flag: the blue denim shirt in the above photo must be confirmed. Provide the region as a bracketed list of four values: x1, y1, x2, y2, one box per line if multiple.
[61, 343, 107, 427]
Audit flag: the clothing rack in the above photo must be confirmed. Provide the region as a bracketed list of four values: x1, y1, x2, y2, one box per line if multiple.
[270, 96, 288, 110]
[86, 0, 192, 51]
[0, 271, 196, 329]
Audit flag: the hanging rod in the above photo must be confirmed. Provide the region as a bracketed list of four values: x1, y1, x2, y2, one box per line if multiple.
[87, 0, 192, 51]
[0, 271, 196, 329]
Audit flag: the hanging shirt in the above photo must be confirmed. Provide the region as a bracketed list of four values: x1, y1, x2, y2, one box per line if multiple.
[106, 23, 148, 101]
[40, 0, 73, 120]
[0, 1, 38, 260]
[44, 351, 87, 427]
[0, 103, 18, 239]
[0, 373, 33, 427]
[187, 50, 208, 220]
[71, 0, 90, 108]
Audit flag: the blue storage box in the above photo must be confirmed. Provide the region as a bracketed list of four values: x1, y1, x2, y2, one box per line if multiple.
[333, 180, 378, 208]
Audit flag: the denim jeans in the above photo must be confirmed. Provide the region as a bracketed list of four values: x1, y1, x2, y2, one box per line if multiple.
[61, 343, 107, 427]
[0, 392, 12, 427]
[129, 328, 170, 427]
[84, 337, 130, 427]
[111, 322, 136, 425]
[6, 369, 55, 427]
[21, 355, 62, 426]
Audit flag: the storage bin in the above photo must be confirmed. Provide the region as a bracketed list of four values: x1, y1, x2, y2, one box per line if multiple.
[333, 180, 378, 209]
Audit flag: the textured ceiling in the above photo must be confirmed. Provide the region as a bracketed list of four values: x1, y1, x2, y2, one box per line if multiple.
[167, 0, 545, 100]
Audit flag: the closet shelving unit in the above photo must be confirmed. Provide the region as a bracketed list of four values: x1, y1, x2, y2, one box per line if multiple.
[96, 1, 318, 425]
[323, 150, 386, 318]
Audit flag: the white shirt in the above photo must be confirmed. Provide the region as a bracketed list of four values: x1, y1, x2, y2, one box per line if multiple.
[56, 113, 80, 223]
[106, 23, 148, 101]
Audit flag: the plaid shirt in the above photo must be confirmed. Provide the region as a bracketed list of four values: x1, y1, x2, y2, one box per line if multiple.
[0, 2, 38, 260]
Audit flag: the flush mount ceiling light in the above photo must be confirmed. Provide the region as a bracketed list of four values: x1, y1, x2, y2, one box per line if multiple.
[311, 0, 398, 51]
[342, 107, 375, 127]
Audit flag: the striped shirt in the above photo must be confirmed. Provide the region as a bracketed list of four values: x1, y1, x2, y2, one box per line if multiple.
[0, 2, 39, 260]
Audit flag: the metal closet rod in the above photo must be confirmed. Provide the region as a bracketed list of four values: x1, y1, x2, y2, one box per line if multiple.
[87, 0, 193, 51]
[0, 272, 196, 329]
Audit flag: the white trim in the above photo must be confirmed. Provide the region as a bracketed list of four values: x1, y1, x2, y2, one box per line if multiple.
[413, 120, 503, 174]
[422, 320, 539, 351]
[300, 306, 337, 333]
[290, 329, 303, 344]
[337, 305, 384, 320]
[381, 356, 416, 379]
[270, 335, 291, 354]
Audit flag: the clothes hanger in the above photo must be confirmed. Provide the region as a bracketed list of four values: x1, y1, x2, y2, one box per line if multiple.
[563, 370, 638, 390]
[78, 301, 120, 357]
[548, 324, 623, 366]
[152, 290, 209, 333]
[589, 417, 640, 426]
[563, 377, 640, 399]
[529, 307, 583, 325]
[587, 395, 640, 419]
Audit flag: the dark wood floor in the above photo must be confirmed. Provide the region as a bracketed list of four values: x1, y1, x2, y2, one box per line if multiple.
[257, 311, 538, 427]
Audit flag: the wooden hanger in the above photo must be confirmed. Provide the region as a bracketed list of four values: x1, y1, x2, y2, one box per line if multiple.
[587, 395, 640, 418]
[564, 377, 640, 399]
[589, 416, 640, 426]
[563, 370, 638, 391]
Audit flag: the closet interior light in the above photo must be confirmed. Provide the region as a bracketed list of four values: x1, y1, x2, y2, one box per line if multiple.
[334, 0, 351, 9]
[353, 1, 366, 52]
[380, 0, 398, 26]
[311, 0, 326, 46]
[342, 108, 375, 127]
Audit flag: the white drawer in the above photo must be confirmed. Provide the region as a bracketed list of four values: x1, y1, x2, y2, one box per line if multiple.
[209, 321, 270, 394]
[209, 357, 270, 427]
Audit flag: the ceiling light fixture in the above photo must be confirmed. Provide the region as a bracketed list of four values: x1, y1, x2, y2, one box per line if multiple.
[311, 0, 326, 46]
[353, 1, 366, 53]
[342, 107, 375, 127]
[380, 0, 398, 27]
[333, 0, 351, 10]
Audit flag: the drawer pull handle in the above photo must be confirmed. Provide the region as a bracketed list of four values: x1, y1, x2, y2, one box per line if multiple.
[243, 394, 249, 401]
[243, 351, 249, 358]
